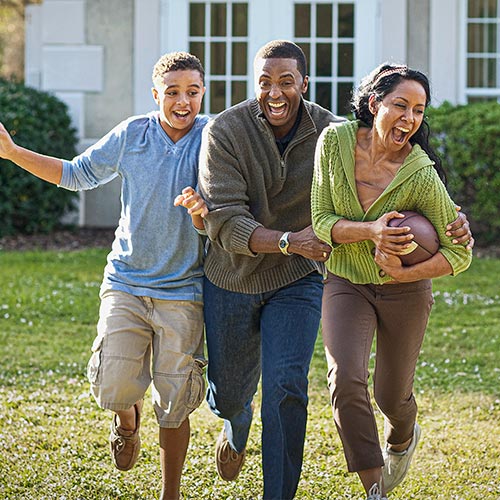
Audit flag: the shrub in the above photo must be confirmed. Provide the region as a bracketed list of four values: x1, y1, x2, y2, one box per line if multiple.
[0, 79, 78, 237]
[427, 101, 500, 247]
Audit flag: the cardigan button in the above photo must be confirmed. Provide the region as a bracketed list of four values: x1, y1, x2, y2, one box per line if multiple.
[379, 270, 386, 278]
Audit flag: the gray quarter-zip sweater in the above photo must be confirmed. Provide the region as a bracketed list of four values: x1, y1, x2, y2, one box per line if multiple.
[198, 98, 343, 293]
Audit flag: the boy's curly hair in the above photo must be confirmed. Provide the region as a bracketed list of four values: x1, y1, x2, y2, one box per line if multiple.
[152, 52, 205, 86]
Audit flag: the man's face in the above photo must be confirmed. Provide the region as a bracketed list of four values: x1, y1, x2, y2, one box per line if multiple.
[254, 57, 308, 138]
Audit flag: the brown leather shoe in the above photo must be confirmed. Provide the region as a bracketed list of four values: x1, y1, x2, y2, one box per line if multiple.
[215, 428, 246, 481]
[110, 401, 142, 471]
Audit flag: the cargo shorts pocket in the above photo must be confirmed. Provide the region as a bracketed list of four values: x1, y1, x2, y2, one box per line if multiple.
[185, 358, 207, 411]
[87, 336, 104, 386]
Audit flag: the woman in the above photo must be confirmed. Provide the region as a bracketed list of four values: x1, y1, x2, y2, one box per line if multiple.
[311, 64, 472, 499]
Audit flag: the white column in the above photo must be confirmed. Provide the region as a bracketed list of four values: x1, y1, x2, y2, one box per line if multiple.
[430, 0, 463, 105]
[134, 0, 162, 115]
[378, 0, 407, 64]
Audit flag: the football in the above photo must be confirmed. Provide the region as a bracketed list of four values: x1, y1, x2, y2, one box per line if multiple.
[387, 211, 440, 266]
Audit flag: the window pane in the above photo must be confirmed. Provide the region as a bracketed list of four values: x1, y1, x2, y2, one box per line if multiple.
[232, 42, 247, 75]
[232, 3, 248, 36]
[468, 95, 498, 103]
[211, 3, 226, 36]
[295, 4, 311, 37]
[231, 81, 247, 105]
[211, 42, 226, 75]
[338, 43, 354, 77]
[316, 82, 332, 111]
[468, 0, 497, 18]
[338, 3, 355, 37]
[316, 43, 332, 76]
[468, 23, 497, 53]
[316, 4, 332, 37]
[189, 42, 205, 67]
[190, 3, 205, 36]
[337, 82, 353, 115]
[467, 58, 497, 87]
[210, 81, 226, 113]
[298, 42, 310, 73]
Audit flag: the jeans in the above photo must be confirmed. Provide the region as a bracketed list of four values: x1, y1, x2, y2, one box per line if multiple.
[204, 272, 323, 500]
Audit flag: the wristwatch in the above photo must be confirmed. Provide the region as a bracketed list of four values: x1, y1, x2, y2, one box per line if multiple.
[279, 231, 292, 256]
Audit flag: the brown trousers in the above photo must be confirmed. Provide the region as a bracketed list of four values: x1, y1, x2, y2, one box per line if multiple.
[321, 273, 434, 472]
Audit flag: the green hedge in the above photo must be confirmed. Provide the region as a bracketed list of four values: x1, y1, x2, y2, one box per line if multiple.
[0, 79, 78, 237]
[427, 101, 500, 247]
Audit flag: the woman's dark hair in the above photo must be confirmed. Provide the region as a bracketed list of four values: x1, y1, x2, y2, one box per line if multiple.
[351, 63, 446, 184]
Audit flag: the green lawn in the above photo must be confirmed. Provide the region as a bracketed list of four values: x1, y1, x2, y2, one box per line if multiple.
[0, 249, 499, 499]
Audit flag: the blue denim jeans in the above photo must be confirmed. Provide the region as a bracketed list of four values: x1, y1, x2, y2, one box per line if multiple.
[203, 272, 323, 500]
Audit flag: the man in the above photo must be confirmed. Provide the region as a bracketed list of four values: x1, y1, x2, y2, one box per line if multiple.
[198, 39, 337, 500]
[197, 40, 472, 499]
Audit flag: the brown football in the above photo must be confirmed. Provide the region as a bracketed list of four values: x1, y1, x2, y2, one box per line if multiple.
[388, 211, 440, 266]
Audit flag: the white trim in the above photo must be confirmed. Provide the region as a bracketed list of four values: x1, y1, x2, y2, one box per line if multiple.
[355, 0, 378, 88]
[160, 0, 189, 52]
[378, 0, 406, 64]
[41, 0, 85, 44]
[41, 45, 103, 92]
[134, 0, 161, 115]
[25, 4, 43, 89]
[430, 0, 461, 105]
[457, 0, 467, 104]
[54, 92, 85, 138]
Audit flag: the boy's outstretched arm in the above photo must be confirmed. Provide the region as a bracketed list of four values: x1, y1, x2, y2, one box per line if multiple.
[174, 186, 208, 230]
[0, 121, 63, 185]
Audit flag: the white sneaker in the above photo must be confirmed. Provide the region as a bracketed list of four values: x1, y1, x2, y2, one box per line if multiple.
[382, 423, 421, 492]
[366, 482, 388, 500]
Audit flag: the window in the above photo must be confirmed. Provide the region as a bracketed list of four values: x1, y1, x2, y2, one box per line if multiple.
[189, 2, 248, 114]
[294, 1, 355, 115]
[466, 0, 500, 101]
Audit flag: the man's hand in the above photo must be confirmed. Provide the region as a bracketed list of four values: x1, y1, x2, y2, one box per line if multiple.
[447, 207, 474, 251]
[288, 225, 332, 262]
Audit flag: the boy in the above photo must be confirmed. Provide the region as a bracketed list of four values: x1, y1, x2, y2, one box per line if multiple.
[0, 51, 208, 500]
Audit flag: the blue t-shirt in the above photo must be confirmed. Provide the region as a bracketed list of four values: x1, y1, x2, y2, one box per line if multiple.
[60, 112, 209, 302]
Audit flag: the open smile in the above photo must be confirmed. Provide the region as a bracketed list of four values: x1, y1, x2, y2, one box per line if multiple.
[392, 126, 410, 144]
[267, 101, 287, 117]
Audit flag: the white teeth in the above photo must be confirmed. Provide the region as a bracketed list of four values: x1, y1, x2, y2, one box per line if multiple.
[396, 126, 410, 133]
[176, 111, 189, 116]
[269, 102, 285, 108]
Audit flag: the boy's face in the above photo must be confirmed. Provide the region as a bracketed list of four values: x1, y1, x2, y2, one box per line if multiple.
[152, 69, 205, 142]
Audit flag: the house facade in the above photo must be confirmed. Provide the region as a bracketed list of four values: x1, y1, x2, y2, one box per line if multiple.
[25, 0, 496, 227]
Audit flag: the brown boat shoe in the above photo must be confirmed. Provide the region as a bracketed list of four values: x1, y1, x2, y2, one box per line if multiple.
[109, 401, 142, 471]
[215, 428, 246, 481]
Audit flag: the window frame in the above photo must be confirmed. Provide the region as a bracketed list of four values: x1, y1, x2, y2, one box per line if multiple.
[463, 0, 500, 101]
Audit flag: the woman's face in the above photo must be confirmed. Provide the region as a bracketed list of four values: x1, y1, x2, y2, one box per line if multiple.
[369, 79, 426, 152]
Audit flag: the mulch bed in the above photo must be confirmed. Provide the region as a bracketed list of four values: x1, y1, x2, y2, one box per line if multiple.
[0, 227, 116, 251]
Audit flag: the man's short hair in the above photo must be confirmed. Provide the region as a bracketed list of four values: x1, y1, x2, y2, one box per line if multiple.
[254, 40, 307, 78]
[152, 52, 205, 86]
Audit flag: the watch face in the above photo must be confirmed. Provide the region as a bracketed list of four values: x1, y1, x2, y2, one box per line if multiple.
[279, 239, 286, 248]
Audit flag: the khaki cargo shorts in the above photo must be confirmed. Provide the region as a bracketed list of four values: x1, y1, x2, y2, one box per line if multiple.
[87, 290, 207, 428]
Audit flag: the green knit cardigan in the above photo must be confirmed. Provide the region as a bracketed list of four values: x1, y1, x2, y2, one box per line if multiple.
[311, 120, 472, 284]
